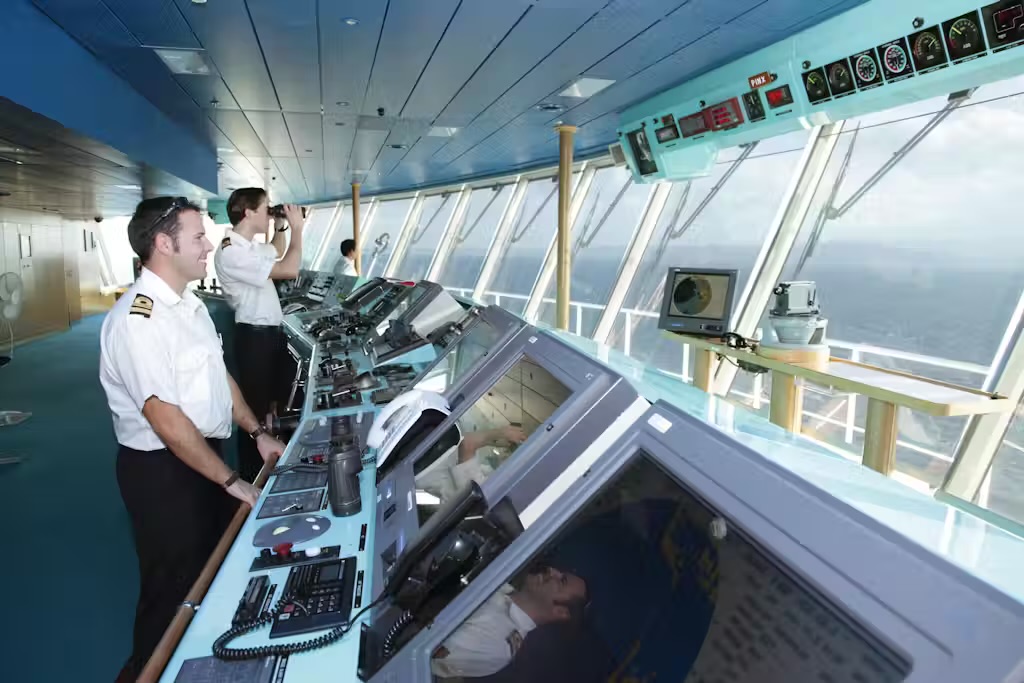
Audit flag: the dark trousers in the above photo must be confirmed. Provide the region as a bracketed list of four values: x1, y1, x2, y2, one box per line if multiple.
[234, 323, 291, 482]
[115, 441, 237, 682]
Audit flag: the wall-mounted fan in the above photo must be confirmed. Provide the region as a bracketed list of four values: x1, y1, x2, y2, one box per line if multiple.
[0, 272, 30, 465]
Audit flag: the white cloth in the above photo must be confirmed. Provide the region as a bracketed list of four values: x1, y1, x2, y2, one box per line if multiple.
[334, 256, 357, 277]
[431, 584, 537, 679]
[215, 230, 283, 325]
[415, 444, 493, 502]
[100, 268, 233, 451]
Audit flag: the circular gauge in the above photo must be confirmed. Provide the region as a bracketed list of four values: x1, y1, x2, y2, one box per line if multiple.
[883, 44, 908, 74]
[855, 53, 878, 83]
[805, 71, 828, 100]
[913, 31, 943, 62]
[828, 62, 852, 91]
[948, 17, 981, 53]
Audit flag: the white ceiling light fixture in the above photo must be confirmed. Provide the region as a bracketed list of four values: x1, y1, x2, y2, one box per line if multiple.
[343, 17, 359, 26]
[115, 184, 142, 190]
[191, 0, 207, 4]
[559, 77, 616, 99]
[428, 126, 459, 137]
[153, 47, 213, 76]
[535, 103, 564, 113]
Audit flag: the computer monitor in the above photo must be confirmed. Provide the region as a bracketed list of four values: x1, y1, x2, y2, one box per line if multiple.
[371, 400, 1024, 683]
[372, 331, 646, 601]
[657, 267, 737, 337]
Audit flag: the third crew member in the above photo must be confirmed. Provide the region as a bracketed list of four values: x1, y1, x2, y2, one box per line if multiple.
[100, 196, 286, 681]
[334, 238, 358, 277]
[215, 188, 304, 482]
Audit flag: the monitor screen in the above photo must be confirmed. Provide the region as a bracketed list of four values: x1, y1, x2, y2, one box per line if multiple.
[413, 355, 571, 511]
[414, 319, 504, 394]
[666, 271, 731, 321]
[429, 453, 910, 682]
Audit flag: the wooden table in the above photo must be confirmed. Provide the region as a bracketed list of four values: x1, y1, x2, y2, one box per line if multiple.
[667, 333, 1012, 475]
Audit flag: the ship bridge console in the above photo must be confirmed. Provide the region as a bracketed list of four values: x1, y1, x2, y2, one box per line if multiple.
[78, 0, 1024, 681]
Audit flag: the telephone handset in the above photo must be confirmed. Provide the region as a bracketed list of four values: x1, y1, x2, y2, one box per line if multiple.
[368, 389, 451, 468]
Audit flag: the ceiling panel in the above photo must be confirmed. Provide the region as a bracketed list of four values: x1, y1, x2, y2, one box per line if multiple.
[29, 0, 868, 201]
[319, 1, 387, 117]
[399, 2, 527, 122]
[101, 0, 201, 49]
[171, 0, 279, 111]
[360, 0, 462, 118]
[247, 0, 320, 114]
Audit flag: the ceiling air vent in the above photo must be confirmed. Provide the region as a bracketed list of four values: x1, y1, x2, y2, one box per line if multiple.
[608, 142, 627, 167]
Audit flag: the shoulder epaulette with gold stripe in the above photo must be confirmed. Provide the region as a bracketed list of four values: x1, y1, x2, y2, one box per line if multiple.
[129, 294, 153, 319]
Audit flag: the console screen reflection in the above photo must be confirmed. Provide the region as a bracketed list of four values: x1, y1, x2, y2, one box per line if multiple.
[414, 320, 503, 395]
[431, 455, 909, 683]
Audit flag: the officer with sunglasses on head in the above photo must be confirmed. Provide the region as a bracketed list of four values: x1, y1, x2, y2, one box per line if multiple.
[99, 197, 286, 682]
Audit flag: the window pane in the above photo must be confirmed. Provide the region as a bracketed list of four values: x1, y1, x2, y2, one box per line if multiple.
[536, 166, 652, 336]
[985, 400, 1024, 525]
[320, 203, 353, 272]
[363, 198, 414, 278]
[607, 130, 811, 370]
[393, 192, 457, 281]
[487, 177, 562, 315]
[300, 204, 339, 268]
[769, 75, 1024, 485]
[441, 184, 513, 292]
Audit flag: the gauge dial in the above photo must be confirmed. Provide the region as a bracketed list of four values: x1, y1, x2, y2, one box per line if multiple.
[855, 53, 878, 83]
[948, 17, 982, 53]
[913, 31, 943, 62]
[883, 44, 908, 74]
[805, 71, 828, 101]
[828, 62, 852, 92]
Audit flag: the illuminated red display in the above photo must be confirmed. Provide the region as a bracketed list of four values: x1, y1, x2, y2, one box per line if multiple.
[679, 112, 710, 138]
[706, 98, 744, 131]
[765, 84, 795, 109]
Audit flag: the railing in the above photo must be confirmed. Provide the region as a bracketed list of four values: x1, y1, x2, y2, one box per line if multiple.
[447, 286, 994, 476]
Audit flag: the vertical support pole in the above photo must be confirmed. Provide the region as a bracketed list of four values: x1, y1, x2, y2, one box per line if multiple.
[693, 349, 718, 393]
[352, 182, 362, 275]
[769, 372, 803, 433]
[556, 124, 576, 331]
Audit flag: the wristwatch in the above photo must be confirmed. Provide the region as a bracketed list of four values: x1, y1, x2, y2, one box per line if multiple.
[276, 225, 289, 232]
[249, 424, 268, 440]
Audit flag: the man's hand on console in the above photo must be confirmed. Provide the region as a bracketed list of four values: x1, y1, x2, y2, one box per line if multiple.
[256, 432, 286, 464]
[226, 478, 261, 508]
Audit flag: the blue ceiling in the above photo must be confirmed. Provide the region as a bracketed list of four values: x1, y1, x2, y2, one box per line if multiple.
[29, 0, 866, 204]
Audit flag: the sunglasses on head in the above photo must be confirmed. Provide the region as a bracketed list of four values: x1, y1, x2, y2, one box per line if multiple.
[147, 196, 193, 232]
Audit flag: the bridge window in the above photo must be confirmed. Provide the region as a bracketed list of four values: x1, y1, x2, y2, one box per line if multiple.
[440, 183, 513, 292]
[392, 191, 457, 281]
[985, 402, 1024, 526]
[300, 203, 340, 269]
[363, 197, 414, 278]
[536, 165, 653, 337]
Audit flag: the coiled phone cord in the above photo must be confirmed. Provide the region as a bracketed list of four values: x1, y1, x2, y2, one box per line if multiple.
[212, 594, 383, 661]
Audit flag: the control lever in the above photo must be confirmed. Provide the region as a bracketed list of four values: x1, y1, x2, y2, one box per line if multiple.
[328, 447, 363, 517]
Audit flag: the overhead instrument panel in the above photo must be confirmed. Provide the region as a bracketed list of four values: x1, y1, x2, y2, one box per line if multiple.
[618, 0, 1024, 183]
[983, 1, 1024, 50]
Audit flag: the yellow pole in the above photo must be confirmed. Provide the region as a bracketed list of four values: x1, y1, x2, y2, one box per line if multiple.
[556, 125, 576, 331]
[351, 182, 362, 275]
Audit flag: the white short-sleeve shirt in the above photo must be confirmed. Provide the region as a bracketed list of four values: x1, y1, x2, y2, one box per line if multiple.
[215, 231, 283, 325]
[99, 268, 233, 451]
[431, 584, 537, 679]
[333, 256, 357, 277]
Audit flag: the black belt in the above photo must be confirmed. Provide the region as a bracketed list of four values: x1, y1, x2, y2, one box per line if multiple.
[237, 322, 281, 331]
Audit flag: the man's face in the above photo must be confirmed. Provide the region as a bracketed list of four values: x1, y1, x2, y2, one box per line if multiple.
[170, 210, 213, 282]
[250, 196, 270, 231]
[523, 567, 586, 621]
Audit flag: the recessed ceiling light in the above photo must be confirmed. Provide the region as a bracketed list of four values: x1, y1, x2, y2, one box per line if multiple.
[115, 184, 142, 190]
[535, 103, 565, 112]
[427, 126, 459, 137]
[153, 47, 213, 76]
[336, 101, 350, 107]
[559, 77, 616, 99]
[191, 0, 207, 4]
[343, 17, 359, 26]
[334, 121, 346, 126]
[389, 144, 407, 150]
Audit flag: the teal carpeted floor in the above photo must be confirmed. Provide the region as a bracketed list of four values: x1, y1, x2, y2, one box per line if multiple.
[0, 314, 236, 682]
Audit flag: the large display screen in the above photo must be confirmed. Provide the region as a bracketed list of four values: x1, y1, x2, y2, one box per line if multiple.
[666, 270, 732, 321]
[430, 454, 910, 682]
[413, 356, 571, 506]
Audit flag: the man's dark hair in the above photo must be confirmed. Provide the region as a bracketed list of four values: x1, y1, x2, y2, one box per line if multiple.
[517, 564, 590, 625]
[340, 239, 356, 257]
[227, 187, 267, 226]
[127, 196, 201, 264]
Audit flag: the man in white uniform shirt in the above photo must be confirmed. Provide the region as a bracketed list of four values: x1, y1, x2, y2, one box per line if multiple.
[215, 188, 304, 481]
[334, 238, 358, 277]
[431, 565, 588, 679]
[100, 197, 286, 682]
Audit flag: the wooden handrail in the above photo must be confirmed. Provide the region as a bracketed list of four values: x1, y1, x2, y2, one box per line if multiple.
[138, 459, 277, 683]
